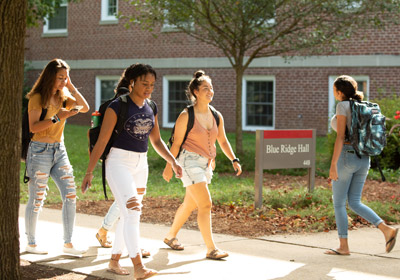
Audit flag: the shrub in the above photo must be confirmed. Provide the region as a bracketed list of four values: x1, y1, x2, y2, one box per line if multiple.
[372, 94, 400, 170]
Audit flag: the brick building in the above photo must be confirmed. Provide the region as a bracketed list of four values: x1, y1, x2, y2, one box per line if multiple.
[24, 0, 400, 135]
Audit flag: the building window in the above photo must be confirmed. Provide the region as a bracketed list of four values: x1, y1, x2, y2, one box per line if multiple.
[101, 0, 118, 24]
[242, 76, 275, 131]
[162, 76, 191, 128]
[43, 1, 68, 35]
[328, 75, 369, 129]
[95, 76, 119, 110]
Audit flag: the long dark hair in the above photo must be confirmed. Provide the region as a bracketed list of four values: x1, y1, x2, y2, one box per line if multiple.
[186, 70, 211, 104]
[26, 58, 70, 107]
[334, 75, 364, 101]
[115, 63, 157, 97]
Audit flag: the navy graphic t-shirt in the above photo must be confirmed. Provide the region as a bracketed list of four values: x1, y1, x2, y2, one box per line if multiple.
[108, 97, 158, 153]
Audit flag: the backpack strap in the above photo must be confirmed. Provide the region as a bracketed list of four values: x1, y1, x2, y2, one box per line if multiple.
[344, 100, 353, 143]
[146, 99, 156, 115]
[209, 105, 220, 127]
[24, 108, 48, 183]
[101, 96, 129, 200]
[179, 105, 195, 155]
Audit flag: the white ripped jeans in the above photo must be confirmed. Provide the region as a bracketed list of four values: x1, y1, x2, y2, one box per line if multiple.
[105, 147, 148, 258]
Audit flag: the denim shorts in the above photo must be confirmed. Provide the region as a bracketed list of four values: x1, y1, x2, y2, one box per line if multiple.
[177, 149, 213, 187]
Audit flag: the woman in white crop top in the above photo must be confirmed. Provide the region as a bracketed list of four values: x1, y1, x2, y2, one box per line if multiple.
[162, 70, 242, 260]
[325, 75, 397, 256]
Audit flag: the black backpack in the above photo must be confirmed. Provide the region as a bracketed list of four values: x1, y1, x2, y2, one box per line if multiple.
[88, 93, 156, 200]
[167, 105, 220, 158]
[22, 101, 66, 183]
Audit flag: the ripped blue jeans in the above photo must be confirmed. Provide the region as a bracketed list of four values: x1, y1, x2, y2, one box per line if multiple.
[25, 141, 77, 245]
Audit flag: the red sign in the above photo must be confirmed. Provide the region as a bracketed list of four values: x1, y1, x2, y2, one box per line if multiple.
[264, 130, 313, 139]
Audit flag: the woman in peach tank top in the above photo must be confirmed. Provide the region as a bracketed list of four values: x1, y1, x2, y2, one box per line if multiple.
[163, 70, 242, 260]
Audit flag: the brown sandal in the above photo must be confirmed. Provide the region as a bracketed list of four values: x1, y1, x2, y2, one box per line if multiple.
[108, 265, 130, 275]
[141, 248, 151, 258]
[206, 248, 229, 260]
[135, 267, 157, 280]
[96, 233, 112, 248]
[163, 237, 184, 250]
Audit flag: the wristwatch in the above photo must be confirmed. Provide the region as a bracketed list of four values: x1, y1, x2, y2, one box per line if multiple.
[51, 115, 59, 123]
[232, 158, 240, 164]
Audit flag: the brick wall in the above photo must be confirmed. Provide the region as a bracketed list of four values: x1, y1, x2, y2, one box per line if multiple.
[24, 1, 400, 136]
[25, 1, 400, 60]
[26, 66, 400, 135]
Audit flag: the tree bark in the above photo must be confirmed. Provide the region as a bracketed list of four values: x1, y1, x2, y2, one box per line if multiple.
[234, 65, 244, 155]
[0, 1, 27, 279]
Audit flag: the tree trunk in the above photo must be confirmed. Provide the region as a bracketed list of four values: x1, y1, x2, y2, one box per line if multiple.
[234, 65, 244, 155]
[0, 1, 27, 279]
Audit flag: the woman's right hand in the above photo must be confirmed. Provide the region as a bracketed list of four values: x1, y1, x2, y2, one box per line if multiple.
[163, 164, 173, 182]
[81, 172, 93, 194]
[329, 163, 338, 182]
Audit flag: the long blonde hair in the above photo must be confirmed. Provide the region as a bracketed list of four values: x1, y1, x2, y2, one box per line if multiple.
[26, 58, 70, 107]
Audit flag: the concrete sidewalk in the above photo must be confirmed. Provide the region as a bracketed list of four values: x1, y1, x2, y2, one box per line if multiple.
[19, 204, 400, 280]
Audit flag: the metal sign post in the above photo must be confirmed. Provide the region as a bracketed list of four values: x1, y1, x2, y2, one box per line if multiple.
[255, 129, 316, 208]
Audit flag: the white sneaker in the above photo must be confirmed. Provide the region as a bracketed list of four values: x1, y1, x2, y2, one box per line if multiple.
[63, 246, 87, 255]
[25, 245, 48, 255]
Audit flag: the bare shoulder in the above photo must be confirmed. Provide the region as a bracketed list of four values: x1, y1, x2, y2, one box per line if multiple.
[176, 108, 189, 123]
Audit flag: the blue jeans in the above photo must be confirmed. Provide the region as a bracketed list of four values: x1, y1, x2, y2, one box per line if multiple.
[177, 149, 213, 187]
[102, 201, 120, 231]
[25, 141, 77, 245]
[332, 145, 383, 238]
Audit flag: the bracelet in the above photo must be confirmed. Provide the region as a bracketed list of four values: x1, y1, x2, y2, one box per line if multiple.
[232, 158, 240, 164]
[54, 114, 60, 122]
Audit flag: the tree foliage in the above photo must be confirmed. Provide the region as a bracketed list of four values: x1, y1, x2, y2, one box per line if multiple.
[27, 0, 80, 27]
[123, 0, 400, 154]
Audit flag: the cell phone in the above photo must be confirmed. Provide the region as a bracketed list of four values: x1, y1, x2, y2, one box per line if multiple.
[70, 105, 83, 112]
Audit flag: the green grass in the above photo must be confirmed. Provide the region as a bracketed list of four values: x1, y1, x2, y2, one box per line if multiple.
[20, 125, 330, 203]
[19, 124, 400, 229]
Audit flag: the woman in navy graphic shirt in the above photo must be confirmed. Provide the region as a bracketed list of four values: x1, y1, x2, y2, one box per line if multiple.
[81, 63, 182, 279]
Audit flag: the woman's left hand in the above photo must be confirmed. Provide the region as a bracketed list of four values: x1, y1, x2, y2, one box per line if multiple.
[233, 162, 242, 176]
[57, 108, 79, 120]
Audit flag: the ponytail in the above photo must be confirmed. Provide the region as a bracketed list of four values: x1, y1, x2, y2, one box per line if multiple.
[333, 75, 363, 101]
[186, 70, 210, 103]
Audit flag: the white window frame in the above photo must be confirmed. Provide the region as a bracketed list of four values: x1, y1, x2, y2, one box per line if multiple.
[328, 75, 370, 130]
[95, 75, 120, 110]
[162, 75, 192, 128]
[100, 0, 118, 24]
[43, 1, 68, 35]
[242, 76, 276, 131]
